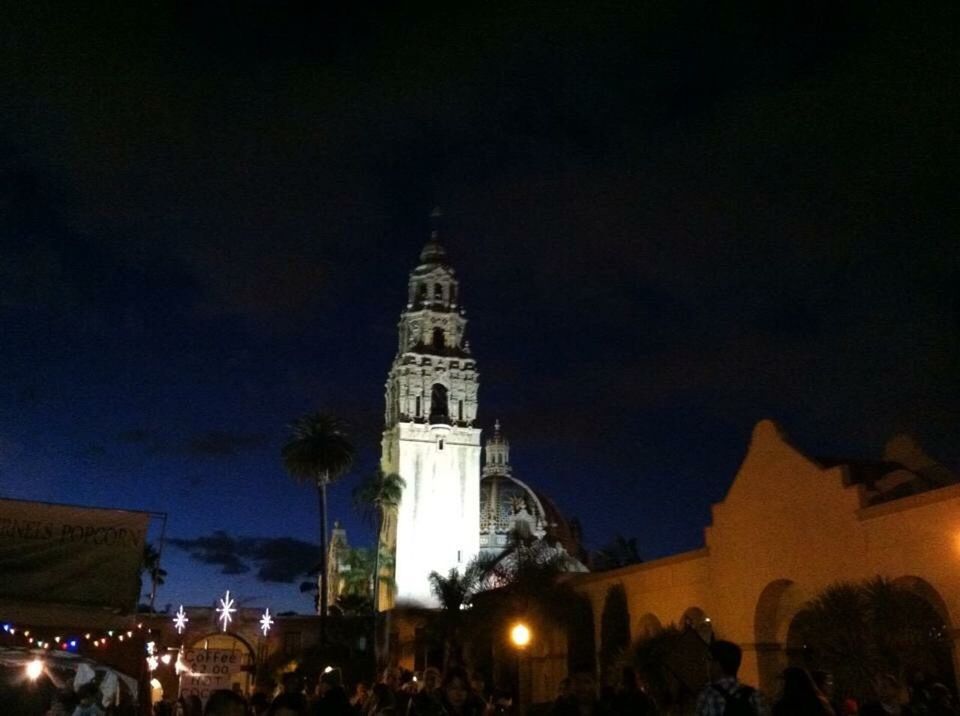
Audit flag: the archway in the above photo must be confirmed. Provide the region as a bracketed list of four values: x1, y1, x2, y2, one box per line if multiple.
[180, 632, 256, 702]
[753, 579, 809, 693]
[430, 383, 449, 423]
[634, 613, 663, 643]
[599, 584, 631, 683]
[783, 577, 956, 702]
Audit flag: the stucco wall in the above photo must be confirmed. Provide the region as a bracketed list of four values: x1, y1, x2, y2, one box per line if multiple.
[558, 420, 960, 696]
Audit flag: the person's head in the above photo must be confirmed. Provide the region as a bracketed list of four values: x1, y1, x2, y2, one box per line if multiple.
[372, 683, 396, 713]
[77, 683, 100, 707]
[50, 688, 77, 714]
[282, 671, 304, 695]
[320, 668, 343, 695]
[811, 670, 834, 697]
[354, 682, 370, 700]
[469, 672, 486, 697]
[930, 683, 952, 706]
[709, 640, 742, 680]
[442, 667, 472, 709]
[204, 689, 247, 716]
[422, 668, 441, 693]
[382, 667, 401, 691]
[250, 692, 270, 715]
[571, 671, 596, 704]
[780, 667, 819, 702]
[873, 673, 904, 705]
[269, 692, 308, 716]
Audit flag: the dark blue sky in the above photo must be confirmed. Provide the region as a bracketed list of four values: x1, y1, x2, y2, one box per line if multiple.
[1, 1, 957, 613]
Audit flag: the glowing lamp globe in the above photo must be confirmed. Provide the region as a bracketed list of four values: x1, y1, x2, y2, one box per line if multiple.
[26, 659, 43, 681]
[510, 623, 531, 648]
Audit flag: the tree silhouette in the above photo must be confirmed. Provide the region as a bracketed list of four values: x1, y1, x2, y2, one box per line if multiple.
[282, 412, 355, 642]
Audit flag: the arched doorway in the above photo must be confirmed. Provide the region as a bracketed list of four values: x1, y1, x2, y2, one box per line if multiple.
[180, 633, 256, 702]
[783, 577, 955, 702]
[599, 584, 631, 684]
[753, 579, 809, 693]
[634, 613, 663, 643]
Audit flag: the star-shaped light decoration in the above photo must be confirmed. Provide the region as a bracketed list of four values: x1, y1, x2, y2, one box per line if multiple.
[216, 591, 236, 632]
[173, 606, 189, 635]
[259, 608, 274, 637]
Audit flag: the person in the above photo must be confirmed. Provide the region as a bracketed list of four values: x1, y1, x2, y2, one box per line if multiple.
[204, 690, 248, 716]
[271, 692, 309, 716]
[926, 683, 957, 716]
[368, 684, 398, 716]
[611, 667, 654, 716]
[439, 667, 483, 716]
[772, 667, 834, 715]
[49, 688, 77, 716]
[382, 668, 411, 716]
[694, 640, 768, 716]
[469, 673, 489, 704]
[861, 674, 913, 716]
[72, 683, 105, 716]
[489, 688, 514, 716]
[351, 683, 371, 715]
[553, 678, 572, 710]
[551, 671, 605, 716]
[314, 668, 354, 716]
[408, 668, 443, 716]
[251, 693, 271, 716]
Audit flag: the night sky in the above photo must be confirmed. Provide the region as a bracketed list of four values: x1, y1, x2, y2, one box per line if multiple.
[1, 1, 957, 613]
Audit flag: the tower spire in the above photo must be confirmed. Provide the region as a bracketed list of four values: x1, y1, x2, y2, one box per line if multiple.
[420, 207, 447, 265]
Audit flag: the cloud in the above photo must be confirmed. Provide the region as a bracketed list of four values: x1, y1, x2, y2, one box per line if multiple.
[169, 531, 319, 583]
[116, 429, 152, 444]
[185, 431, 268, 458]
[112, 428, 268, 460]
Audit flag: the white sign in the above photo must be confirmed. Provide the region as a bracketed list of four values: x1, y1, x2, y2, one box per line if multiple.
[178, 648, 247, 703]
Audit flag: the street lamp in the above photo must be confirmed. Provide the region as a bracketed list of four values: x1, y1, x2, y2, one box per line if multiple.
[510, 622, 531, 648]
[509, 623, 531, 716]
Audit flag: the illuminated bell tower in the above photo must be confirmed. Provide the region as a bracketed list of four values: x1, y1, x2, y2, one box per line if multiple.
[380, 219, 481, 607]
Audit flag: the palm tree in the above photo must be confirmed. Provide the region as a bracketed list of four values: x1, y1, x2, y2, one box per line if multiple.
[142, 543, 167, 612]
[789, 577, 952, 701]
[353, 467, 405, 611]
[282, 412, 355, 641]
[429, 554, 498, 670]
[354, 467, 405, 668]
[591, 534, 642, 571]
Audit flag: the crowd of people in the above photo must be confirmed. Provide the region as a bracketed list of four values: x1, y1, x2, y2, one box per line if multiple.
[165, 665, 512, 716]
[144, 641, 958, 716]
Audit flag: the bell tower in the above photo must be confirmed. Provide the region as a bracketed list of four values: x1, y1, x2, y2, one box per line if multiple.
[380, 215, 481, 607]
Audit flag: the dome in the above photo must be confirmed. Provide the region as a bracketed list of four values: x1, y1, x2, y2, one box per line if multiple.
[479, 473, 547, 553]
[418, 233, 448, 265]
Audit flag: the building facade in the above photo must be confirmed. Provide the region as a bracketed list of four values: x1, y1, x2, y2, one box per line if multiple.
[522, 420, 960, 703]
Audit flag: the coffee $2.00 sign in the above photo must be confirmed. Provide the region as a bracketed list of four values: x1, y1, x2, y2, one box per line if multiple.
[179, 649, 246, 701]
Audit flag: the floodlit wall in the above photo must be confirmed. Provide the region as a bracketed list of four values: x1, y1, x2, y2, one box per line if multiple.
[385, 422, 481, 607]
[552, 420, 960, 696]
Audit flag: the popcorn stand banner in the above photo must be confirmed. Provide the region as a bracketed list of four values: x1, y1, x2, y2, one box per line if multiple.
[0, 499, 150, 611]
